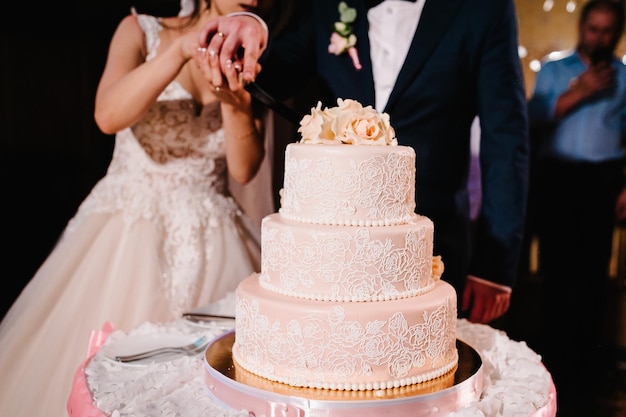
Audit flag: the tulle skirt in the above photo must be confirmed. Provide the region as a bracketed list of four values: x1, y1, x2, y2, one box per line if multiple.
[0, 211, 260, 417]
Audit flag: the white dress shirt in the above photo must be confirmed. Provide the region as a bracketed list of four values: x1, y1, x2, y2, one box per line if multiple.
[368, 0, 425, 111]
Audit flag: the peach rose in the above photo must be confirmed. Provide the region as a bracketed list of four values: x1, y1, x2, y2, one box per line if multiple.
[298, 102, 337, 144]
[298, 99, 397, 146]
[432, 255, 445, 281]
[333, 101, 396, 145]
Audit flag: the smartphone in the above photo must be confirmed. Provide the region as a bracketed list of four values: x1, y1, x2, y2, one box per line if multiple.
[590, 48, 613, 65]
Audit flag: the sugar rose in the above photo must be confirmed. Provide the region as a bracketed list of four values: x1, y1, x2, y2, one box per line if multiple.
[432, 255, 445, 281]
[298, 102, 333, 144]
[298, 98, 397, 146]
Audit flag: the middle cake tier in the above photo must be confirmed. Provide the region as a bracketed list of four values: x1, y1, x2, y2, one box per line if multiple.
[233, 276, 458, 391]
[259, 213, 436, 302]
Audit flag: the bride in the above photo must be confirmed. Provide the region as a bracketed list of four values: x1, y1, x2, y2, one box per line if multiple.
[0, 0, 286, 415]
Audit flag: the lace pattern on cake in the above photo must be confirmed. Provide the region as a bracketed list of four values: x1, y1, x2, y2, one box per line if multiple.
[280, 148, 416, 226]
[233, 297, 457, 390]
[259, 221, 435, 301]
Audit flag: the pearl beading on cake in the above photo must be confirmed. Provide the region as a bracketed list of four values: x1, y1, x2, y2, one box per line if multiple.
[258, 276, 436, 302]
[277, 211, 415, 227]
[232, 352, 459, 391]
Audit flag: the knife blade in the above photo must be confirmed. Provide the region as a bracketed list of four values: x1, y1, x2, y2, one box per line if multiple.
[182, 312, 235, 324]
[245, 82, 301, 126]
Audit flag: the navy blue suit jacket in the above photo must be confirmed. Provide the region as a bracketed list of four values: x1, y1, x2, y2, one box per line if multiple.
[257, 0, 529, 292]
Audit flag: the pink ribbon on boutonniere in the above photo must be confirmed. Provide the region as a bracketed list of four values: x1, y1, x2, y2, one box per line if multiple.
[328, 1, 362, 70]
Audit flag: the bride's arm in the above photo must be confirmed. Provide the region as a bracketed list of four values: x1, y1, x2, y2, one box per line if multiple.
[94, 15, 197, 134]
[221, 100, 265, 185]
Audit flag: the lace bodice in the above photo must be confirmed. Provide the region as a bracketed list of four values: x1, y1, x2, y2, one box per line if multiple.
[64, 14, 247, 315]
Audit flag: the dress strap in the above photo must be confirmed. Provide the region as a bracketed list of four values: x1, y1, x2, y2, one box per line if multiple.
[132, 13, 162, 62]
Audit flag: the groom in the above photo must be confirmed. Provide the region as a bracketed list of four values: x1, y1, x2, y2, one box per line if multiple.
[198, 0, 529, 324]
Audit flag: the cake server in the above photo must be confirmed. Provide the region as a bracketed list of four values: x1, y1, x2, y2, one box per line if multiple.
[182, 312, 235, 325]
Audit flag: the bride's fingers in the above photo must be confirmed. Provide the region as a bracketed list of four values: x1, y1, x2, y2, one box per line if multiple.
[223, 59, 244, 91]
[200, 31, 226, 87]
[195, 47, 225, 91]
[195, 47, 215, 81]
[195, 47, 209, 71]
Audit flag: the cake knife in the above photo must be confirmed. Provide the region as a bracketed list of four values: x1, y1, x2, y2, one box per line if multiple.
[244, 82, 301, 126]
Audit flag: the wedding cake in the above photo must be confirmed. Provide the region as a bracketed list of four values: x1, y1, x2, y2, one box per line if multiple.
[233, 99, 458, 391]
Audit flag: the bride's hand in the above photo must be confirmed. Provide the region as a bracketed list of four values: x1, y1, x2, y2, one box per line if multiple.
[195, 46, 261, 94]
[194, 48, 253, 108]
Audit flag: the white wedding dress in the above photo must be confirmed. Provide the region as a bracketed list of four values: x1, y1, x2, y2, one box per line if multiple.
[0, 14, 263, 417]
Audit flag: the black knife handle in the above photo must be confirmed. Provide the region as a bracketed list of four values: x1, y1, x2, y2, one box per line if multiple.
[245, 82, 302, 126]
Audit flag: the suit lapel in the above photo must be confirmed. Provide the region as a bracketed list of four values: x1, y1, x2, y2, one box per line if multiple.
[385, 0, 462, 112]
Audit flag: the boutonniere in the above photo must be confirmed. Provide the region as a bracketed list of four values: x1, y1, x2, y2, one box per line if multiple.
[328, 1, 362, 71]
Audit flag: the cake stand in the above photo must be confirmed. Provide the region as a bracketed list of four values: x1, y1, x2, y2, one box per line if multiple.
[203, 331, 484, 417]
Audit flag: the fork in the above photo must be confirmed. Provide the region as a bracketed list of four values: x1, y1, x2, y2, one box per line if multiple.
[114, 335, 209, 363]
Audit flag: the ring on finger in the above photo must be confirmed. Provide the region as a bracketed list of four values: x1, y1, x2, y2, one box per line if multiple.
[215, 86, 221, 92]
[217, 31, 225, 39]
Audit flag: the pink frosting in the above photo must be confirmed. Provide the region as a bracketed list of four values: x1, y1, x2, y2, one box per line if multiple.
[280, 143, 416, 226]
[234, 277, 458, 391]
[259, 213, 435, 301]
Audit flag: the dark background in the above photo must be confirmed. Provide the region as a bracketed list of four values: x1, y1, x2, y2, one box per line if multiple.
[0, 1, 138, 317]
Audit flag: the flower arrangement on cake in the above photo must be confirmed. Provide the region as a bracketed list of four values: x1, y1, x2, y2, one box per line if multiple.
[298, 98, 396, 145]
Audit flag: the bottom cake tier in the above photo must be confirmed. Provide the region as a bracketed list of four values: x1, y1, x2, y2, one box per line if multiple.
[233, 276, 458, 391]
[204, 331, 484, 417]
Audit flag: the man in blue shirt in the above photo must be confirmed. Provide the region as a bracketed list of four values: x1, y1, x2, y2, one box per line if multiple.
[528, 0, 626, 403]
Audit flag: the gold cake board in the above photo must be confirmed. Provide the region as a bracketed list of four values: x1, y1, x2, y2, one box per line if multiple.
[203, 331, 484, 417]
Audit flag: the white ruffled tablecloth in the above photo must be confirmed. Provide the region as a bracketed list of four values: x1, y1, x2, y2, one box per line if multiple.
[68, 295, 556, 417]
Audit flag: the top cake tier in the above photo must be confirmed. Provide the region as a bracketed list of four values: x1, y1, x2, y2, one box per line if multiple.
[279, 143, 417, 226]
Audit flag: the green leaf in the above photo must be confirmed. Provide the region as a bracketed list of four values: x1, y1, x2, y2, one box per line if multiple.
[340, 8, 357, 24]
